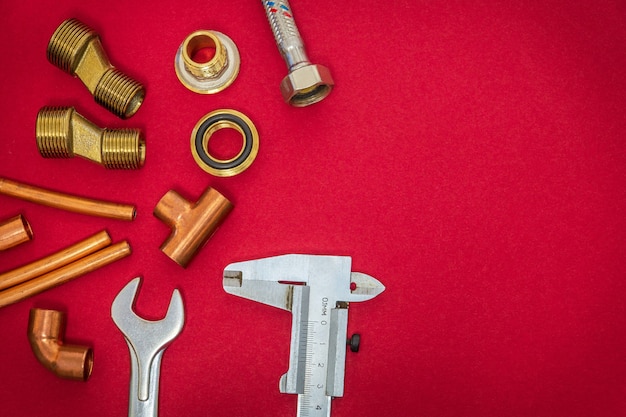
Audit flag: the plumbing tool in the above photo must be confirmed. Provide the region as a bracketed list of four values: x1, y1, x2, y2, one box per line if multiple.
[111, 277, 185, 417]
[223, 254, 385, 417]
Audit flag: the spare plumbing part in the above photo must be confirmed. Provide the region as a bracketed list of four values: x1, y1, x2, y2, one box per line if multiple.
[28, 308, 93, 381]
[0, 230, 111, 291]
[47, 18, 145, 119]
[223, 254, 385, 417]
[191, 109, 259, 177]
[112, 277, 184, 417]
[261, 0, 334, 106]
[0, 177, 136, 221]
[37, 107, 145, 169]
[0, 240, 130, 308]
[154, 185, 232, 267]
[0, 214, 33, 251]
[175, 30, 240, 94]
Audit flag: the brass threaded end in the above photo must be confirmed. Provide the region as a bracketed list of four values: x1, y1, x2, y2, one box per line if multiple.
[102, 129, 145, 169]
[36, 107, 74, 158]
[47, 18, 96, 74]
[183, 32, 228, 80]
[95, 69, 145, 119]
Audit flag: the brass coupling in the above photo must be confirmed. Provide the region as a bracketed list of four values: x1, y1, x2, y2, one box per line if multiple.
[175, 30, 240, 94]
[47, 18, 145, 119]
[36, 107, 145, 169]
[28, 308, 93, 381]
[154, 186, 233, 267]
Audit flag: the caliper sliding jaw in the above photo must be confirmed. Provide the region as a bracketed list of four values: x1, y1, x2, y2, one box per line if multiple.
[223, 254, 385, 417]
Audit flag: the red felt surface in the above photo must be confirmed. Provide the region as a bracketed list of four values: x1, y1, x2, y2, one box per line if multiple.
[1, 1, 626, 416]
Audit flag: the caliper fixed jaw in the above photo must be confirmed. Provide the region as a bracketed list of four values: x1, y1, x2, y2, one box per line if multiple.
[223, 254, 385, 417]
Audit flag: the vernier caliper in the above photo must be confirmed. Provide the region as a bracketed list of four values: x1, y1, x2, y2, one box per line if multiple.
[223, 254, 385, 417]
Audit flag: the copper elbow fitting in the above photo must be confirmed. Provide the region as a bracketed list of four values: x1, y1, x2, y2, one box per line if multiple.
[154, 186, 232, 267]
[36, 107, 145, 169]
[0, 214, 33, 251]
[28, 308, 93, 381]
[47, 18, 145, 119]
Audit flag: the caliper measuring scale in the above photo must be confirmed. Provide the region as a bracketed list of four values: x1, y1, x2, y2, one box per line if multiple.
[223, 254, 385, 417]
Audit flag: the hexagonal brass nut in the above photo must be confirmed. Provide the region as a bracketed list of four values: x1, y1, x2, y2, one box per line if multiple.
[280, 64, 334, 107]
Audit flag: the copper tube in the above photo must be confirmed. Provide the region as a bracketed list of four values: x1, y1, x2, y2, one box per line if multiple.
[154, 186, 232, 267]
[28, 308, 93, 381]
[0, 230, 111, 291]
[0, 177, 136, 221]
[0, 241, 131, 308]
[0, 214, 33, 251]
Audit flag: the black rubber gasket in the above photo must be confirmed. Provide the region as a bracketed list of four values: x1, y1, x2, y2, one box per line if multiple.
[194, 112, 253, 171]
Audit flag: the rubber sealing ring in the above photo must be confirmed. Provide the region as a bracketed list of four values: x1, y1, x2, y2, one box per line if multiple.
[191, 109, 259, 177]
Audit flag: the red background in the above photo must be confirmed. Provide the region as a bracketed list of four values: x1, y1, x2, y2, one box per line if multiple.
[1, 1, 626, 416]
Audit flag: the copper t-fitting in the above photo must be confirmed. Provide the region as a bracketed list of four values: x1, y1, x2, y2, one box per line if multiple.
[154, 186, 232, 267]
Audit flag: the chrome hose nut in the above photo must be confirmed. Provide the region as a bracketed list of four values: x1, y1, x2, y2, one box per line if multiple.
[175, 30, 240, 94]
[261, 0, 334, 106]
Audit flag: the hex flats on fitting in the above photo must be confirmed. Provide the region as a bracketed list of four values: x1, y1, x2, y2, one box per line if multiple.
[47, 18, 145, 119]
[36, 107, 145, 169]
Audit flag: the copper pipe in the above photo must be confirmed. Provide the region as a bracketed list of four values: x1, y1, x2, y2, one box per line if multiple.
[28, 308, 93, 381]
[0, 241, 131, 308]
[0, 177, 136, 221]
[0, 214, 33, 251]
[0, 230, 111, 291]
[154, 186, 232, 267]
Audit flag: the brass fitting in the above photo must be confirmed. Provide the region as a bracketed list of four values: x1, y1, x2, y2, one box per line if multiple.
[28, 308, 93, 381]
[175, 30, 240, 94]
[0, 214, 33, 251]
[0, 177, 136, 221]
[154, 186, 232, 268]
[47, 18, 145, 119]
[36, 107, 145, 169]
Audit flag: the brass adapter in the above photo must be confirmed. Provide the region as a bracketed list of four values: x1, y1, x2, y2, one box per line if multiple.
[36, 107, 145, 169]
[47, 18, 145, 119]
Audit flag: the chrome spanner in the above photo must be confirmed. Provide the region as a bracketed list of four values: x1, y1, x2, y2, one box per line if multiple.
[223, 254, 385, 417]
[111, 277, 185, 417]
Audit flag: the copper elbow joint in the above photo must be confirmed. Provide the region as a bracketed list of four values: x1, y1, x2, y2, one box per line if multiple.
[28, 308, 93, 381]
[0, 214, 33, 251]
[47, 18, 145, 119]
[36, 107, 145, 169]
[154, 186, 232, 267]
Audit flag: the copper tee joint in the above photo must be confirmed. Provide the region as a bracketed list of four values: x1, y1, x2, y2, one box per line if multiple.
[154, 186, 232, 267]
[0, 214, 33, 251]
[36, 107, 145, 169]
[28, 308, 93, 381]
[47, 18, 145, 119]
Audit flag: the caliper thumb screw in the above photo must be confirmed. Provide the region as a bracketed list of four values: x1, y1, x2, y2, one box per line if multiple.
[347, 333, 360, 353]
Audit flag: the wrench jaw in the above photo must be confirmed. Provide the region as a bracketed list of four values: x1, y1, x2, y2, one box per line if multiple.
[111, 277, 185, 416]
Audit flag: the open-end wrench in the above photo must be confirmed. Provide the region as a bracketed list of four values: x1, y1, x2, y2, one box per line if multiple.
[223, 254, 385, 417]
[111, 277, 185, 417]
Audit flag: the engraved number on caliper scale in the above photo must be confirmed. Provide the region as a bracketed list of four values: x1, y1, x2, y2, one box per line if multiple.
[301, 319, 329, 416]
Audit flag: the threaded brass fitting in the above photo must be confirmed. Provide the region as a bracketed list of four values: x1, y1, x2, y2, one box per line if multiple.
[36, 107, 145, 169]
[47, 18, 145, 119]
